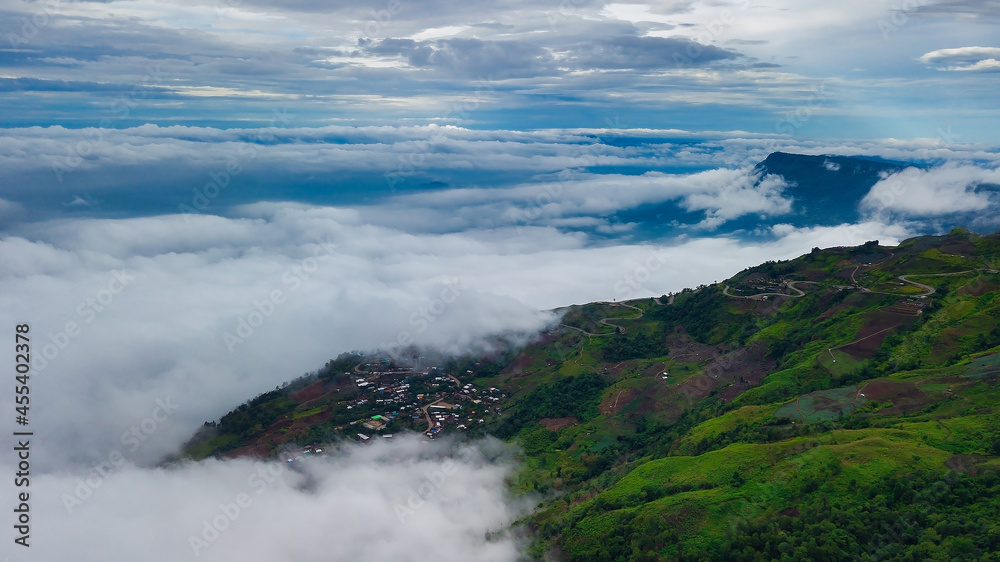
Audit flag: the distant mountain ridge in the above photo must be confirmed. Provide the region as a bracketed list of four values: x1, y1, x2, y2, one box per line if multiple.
[622, 151, 932, 239]
[754, 151, 914, 224]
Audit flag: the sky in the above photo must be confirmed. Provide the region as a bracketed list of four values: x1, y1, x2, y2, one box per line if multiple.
[1, 0, 999, 560]
[0, 0, 998, 138]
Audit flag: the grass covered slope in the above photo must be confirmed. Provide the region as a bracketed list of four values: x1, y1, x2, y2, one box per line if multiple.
[492, 228, 1000, 560]
[183, 228, 1000, 561]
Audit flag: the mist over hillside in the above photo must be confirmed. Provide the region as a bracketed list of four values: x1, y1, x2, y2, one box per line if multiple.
[4, 0, 1000, 558]
[3, 133, 1000, 559]
[176, 228, 1000, 560]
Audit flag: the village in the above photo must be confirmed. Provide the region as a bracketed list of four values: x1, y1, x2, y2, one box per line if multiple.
[324, 361, 507, 446]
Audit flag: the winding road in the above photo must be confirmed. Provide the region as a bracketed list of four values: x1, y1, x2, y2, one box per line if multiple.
[422, 398, 444, 434]
[822, 270, 979, 362]
[854, 270, 976, 297]
[597, 303, 644, 333]
[559, 302, 645, 336]
[850, 252, 895, 285]
[560, 267, 985, 342]
[722, 280, 815, 300]
[725, 269, 980, 302]
[895, 271, 974, 296]
[653, 294, 676, 306]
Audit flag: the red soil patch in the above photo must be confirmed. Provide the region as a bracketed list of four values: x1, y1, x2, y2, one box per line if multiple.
[939, 240, 977, 256]
[600, 388, 639, 416]
[538, 417, 578, 431]
[840, 336, 889, 358]
[262, 417, 294, 434]
[245, 416, 299, 452]
[259, 410, 330, 450]
[958, 278, 999, 297]
[857, 311, 903, 337]
[502, 352, 534, 377]
[602, 361, 630, 378]
[818, 292, 883, 321]
[799, 269, 829, 282]
[223, 445, 267, 460]
[859, 380, 932, 415]
[710, 344, 774, 401]
[674, 373, 727, 406]
[599, 343, 773, 419]
[666, 330, 720, 363]
[840, 309, 917, 359]
[292, 409, 331, 426]
[860, 379, 909, 400]
[834, 265, 858, 281]
[945, 454, 987, 475]
[291, 380, 328, 402]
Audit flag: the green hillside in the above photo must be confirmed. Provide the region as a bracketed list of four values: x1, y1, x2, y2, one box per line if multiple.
[183, 228, 1000, 561]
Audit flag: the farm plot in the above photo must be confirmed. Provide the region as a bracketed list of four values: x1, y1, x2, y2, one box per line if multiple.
[967, 353, 1000, 380]
[775, 385, 866, 422]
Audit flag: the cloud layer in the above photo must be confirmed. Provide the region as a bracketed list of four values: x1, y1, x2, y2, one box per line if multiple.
[0, 200, 918, 474]
[3, 0, 1000, 558]
[862, 164, 1000, 225]
[920, 46, 1000, 72]
[0, 124, 997, 561]
[6, 435, 527, 561]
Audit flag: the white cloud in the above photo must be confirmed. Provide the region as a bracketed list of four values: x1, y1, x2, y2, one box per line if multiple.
[0, 124, 987, 562]
[919, 47, 1000, 72]
[861, 164, 1000, 217]
[0, 199, 916, 474]
[919, 46, 1000, 64]
[7, 435, 527, 561]
[678, 171, 793, 229]
[373, 165, 795, 233]
[3, 0, 1000, 137]
[946, 58, 1000, 72]
[3, 125, 999, 216]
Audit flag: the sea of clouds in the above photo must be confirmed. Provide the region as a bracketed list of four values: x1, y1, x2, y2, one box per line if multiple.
[1, 125, 998, 560]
